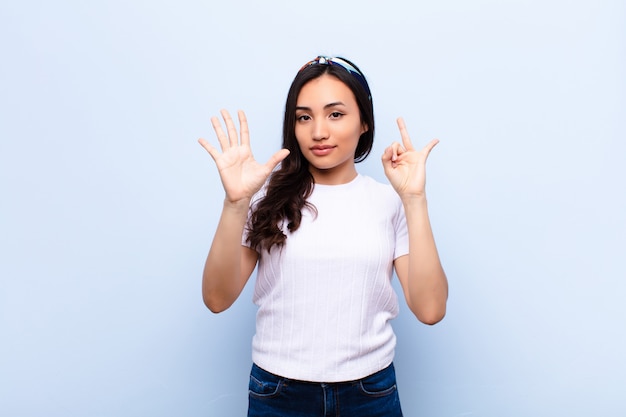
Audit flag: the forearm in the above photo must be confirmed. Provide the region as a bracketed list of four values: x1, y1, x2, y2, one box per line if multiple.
[402, 195, 448, 324]
[202, 198, 254, 312]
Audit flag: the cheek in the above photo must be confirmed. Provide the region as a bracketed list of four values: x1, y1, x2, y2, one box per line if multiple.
[348, 124, 364, 143]
[294, 132, 310, 156]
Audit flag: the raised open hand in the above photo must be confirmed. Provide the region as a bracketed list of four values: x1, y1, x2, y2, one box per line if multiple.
[381, 117, 439, 198]
[199, 109, 289, 203]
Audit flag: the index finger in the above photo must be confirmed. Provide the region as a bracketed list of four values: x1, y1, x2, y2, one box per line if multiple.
[396, 117, 415, 151]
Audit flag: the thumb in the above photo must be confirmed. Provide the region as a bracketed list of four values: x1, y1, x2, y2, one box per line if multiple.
[264, 149, 290, 171]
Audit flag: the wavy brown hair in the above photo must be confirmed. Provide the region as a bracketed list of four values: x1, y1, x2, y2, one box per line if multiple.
[247, 58, 375, 252]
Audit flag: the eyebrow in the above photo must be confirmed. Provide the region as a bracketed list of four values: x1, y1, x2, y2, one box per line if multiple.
[295, 101, 347, 111]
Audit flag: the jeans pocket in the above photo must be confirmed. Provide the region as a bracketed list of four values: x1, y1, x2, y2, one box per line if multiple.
[358, 364, 398, 398]
[249, 364, 284, 398]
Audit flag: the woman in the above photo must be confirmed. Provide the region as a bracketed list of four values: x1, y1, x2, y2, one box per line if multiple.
[199, 56, 448, 416]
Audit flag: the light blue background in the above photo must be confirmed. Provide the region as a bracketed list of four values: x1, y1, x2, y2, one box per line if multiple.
[1, 1, 624, 416]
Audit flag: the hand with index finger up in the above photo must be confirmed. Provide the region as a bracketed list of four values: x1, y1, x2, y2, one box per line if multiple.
[381, 117, 439, 199]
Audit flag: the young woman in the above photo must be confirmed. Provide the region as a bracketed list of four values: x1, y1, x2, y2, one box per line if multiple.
[199, 56, 448, 417]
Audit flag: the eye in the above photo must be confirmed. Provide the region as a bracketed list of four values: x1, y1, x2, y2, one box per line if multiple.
[329, 112, 343, 119]
[296, 114, 311, 122]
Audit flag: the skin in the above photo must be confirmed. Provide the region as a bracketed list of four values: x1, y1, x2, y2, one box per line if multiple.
[198, 75, 448, 324]
[382, 118, 449, 324]
[197, 109, 286, 313]
[294, 75, 367, 185]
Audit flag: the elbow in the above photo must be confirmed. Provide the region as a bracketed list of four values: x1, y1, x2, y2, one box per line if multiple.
[205, 302, 227, 314]
[410, 302, 447, 325]
[202, 275, 239, 313]
[407, 281, 449, 325]
[416, 309, 446, 325]
[202, 292, 233, 314]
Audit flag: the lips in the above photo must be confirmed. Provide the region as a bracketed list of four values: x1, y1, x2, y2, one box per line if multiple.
[310, 145, 336, 156]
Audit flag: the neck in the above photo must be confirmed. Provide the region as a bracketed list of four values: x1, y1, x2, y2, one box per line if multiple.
[310, 167, 358, 185]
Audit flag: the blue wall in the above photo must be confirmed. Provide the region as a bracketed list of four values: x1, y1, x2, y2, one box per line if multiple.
[1, 1, 624, 416]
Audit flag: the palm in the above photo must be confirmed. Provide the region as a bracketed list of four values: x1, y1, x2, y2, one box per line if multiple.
[199, 110, 289, 203]
[385, 149, 427, 196]
[214, 144, 272, 201]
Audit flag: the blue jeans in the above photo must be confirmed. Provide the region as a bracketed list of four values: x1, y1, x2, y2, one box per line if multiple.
[247, 363, 403, 417]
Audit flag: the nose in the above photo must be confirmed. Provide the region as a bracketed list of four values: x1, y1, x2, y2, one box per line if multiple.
[311, 119, 329, 141]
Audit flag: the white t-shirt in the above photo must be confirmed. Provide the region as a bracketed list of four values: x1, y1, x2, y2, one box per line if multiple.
[244, 174, 409, 382]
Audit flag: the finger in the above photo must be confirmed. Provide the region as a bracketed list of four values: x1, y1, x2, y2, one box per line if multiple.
[421, 138, 440, 159]
[381, 145, 392, 162]
[198, 138, 220, 162]
[396, 117, 415, 151]
[381, 146, 399, 173]
[221, 109, 239, 147]
[390, 141, 404, 162]
[211, 116, 230, 150]
[238, 110, 250, 147]
[381, 146, 395, 168]
[264, 149, 290, 171]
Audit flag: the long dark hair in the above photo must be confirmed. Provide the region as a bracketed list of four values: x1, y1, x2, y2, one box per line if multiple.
[247, 57, 375, 252]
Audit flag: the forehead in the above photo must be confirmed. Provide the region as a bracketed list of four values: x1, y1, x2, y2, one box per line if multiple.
[296, 74, 357, 106]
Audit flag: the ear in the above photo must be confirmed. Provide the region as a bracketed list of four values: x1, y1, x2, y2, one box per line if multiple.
[360, 122, 369, 135]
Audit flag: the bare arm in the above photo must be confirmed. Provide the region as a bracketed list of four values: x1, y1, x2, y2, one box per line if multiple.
[199, 109, 289, 313]
[393, 197, 448, 324]
[202, 198, 258, 313]
[382, 118, 448, 324]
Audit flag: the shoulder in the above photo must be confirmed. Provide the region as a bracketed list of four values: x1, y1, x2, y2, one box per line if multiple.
[358, 174, 390, 188]
[355, 175, 398, 199]
[347, 175, 403, 217]
[249, 180, 269, 210]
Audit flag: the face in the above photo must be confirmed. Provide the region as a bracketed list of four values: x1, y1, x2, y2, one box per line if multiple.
[294, 74, 367, 185]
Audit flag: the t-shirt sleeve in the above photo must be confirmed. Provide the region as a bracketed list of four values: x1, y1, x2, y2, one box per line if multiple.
[393, 199, 409, 259]
[241, 185, 267, 249]
[241, 212, 253, 248]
